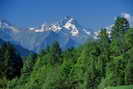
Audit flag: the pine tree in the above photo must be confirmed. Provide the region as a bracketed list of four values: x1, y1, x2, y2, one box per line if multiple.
[125, 48, 133, 85]
[49, 41, 62, 65]
[111, 17, 129, 55]
[0, 42, 23, 80]
[111, 17, 129, 39]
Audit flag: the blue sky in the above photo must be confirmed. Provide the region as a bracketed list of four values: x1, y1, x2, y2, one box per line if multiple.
[0, 0, 133, 30]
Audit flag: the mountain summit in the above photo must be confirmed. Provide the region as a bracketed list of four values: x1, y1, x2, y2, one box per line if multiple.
[28, 16, 88, 36]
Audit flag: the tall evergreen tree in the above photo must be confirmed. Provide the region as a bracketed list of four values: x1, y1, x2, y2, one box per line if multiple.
[111, 17, 129, 39]
[0, 42, 23, 80]
[125, 48, 133, 85]
[111, 17, 129, 55]
[49, 41, 62, 65]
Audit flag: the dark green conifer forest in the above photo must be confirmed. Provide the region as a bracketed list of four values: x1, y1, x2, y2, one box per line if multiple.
[0, 17, 133, 89]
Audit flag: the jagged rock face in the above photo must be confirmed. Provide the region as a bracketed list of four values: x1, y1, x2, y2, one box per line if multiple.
[0, 17, 95, 54]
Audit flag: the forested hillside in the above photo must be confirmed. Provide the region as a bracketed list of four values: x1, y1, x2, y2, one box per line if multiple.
[0, 17, 133, 89]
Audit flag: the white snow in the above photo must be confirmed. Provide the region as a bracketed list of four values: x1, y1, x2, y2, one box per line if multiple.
[49, 24, 62, 32]
[63, 18, 79, 36]
[33, 24, 49, 32]
[34, 29, 44, 32]
[29, 27, 35, 30]
[41, 24, 46, 31]
[83, 29, 91, 35]
[33, 24, 62, 32]
[71, 29, 79, 36]
[63, 23, 73, 30]
[63, 18, 75, 30]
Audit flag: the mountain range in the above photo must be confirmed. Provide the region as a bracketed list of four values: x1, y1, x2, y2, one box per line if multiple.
[0, 13, 132, 56]
[0, 16, 97, 55]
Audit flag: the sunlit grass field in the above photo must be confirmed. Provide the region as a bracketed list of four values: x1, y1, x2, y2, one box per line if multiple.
[106, 85, 133, 89]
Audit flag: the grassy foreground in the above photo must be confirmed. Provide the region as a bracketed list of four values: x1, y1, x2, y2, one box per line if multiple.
[106, 85, 133, 89]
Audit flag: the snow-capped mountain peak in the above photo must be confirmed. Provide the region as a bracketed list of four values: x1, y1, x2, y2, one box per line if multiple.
[27, 16, 81, 36]
[62, 17, 79, 36]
